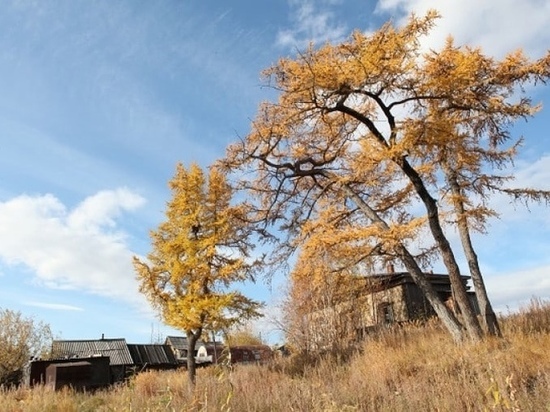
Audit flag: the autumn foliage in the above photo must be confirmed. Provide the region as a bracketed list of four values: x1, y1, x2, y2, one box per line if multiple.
[223, 10, 550, 343]
[134, 163, 262, 384]
[0, 308, 52, 386]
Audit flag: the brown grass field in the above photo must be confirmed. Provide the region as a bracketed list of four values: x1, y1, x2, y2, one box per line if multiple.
[1, 299, 550, 411]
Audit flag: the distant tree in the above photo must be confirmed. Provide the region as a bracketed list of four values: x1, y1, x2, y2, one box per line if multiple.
[224, 323, 265, 346]
[0, 308, 52, 386]
[134, 163, 263, 386]
[222, 11, 550, 342]
[285, 242, 370, 354]
[280, 200, 371, 352]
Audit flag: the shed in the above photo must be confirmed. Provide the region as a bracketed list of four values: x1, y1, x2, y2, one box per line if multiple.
[29, 357, 110, 390]
[227, 345, 273, 365]
[50, 338, 133, 383]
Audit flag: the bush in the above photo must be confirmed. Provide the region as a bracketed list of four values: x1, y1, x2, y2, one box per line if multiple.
[0, 308, 52, 386]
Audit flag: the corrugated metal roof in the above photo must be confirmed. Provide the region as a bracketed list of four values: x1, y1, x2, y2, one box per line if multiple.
[51, 339, 134, 366]
[127, 344, 178, 366]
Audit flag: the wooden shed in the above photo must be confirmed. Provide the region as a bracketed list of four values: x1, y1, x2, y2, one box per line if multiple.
[29, 356, 110, 390]
[226, 345, 273, 365]
[50, 338, 134, 383]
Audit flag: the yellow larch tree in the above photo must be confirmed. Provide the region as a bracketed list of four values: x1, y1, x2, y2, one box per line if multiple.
[407, 38, 550, 336]
[222, 11, 550, 342]
[134, 162, 263, 385]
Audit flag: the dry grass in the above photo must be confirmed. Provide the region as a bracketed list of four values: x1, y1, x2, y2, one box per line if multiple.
[2, 299, 550, 411]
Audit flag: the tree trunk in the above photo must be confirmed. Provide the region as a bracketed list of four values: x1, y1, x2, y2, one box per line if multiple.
[330, 92, 481, 339]
[397, 244, 466, 342]
[341, 184, 466, 343]
[398, 159, 483, 341]
[445, 169, 502, 337]
[186, 331, 199, 388]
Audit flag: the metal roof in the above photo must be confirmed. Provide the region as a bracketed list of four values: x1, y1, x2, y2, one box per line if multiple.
[127, 344, 178, 366]
[51, 339, 134, 366]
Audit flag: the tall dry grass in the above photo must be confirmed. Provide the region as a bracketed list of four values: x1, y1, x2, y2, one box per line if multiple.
[1, 299, 550, 411]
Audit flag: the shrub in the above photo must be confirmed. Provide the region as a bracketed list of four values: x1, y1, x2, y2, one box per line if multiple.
[0, 308, 52, 386]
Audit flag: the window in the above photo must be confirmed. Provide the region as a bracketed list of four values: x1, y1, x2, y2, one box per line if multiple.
[378, 303, 394, 324]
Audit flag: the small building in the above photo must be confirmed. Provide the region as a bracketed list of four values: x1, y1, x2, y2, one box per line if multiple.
[226, 345, 273, 365]
[50, 337, 134, 383]
[164, 336, 213, 366]
[29, 356, 110, 390]
[204, 340, 225, 364]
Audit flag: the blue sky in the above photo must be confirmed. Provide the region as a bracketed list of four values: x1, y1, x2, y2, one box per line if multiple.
[0, 0, 549, 345]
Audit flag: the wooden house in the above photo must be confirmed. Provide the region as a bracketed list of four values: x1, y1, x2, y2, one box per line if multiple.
[356, 272, 478, 327]
[304, 272, 479, 351]
[164, 336, 213, 366]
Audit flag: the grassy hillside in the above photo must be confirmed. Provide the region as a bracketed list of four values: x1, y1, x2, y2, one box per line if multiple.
[2, 299, 550, 411]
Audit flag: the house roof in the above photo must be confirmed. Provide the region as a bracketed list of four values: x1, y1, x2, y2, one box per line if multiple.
[365, 272, 471, 293]
[165, 336, 188, 350]
[165, 336, 208, 350]
[51, 338, 134, 366]
[127, 344, 178, 366]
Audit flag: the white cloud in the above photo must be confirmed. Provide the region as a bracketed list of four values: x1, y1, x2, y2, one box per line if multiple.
[276, 1, 550, 58]
[277, 0, 349, 49]
[511, 154, 550, 190]
[375, 0, 550, 58]
[68, 188, 146, 233]
[485, 263, 550, 313]
[486, 154, 550, 226]
[23, 301, 84, 312]
[0, 189, 147, 305]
